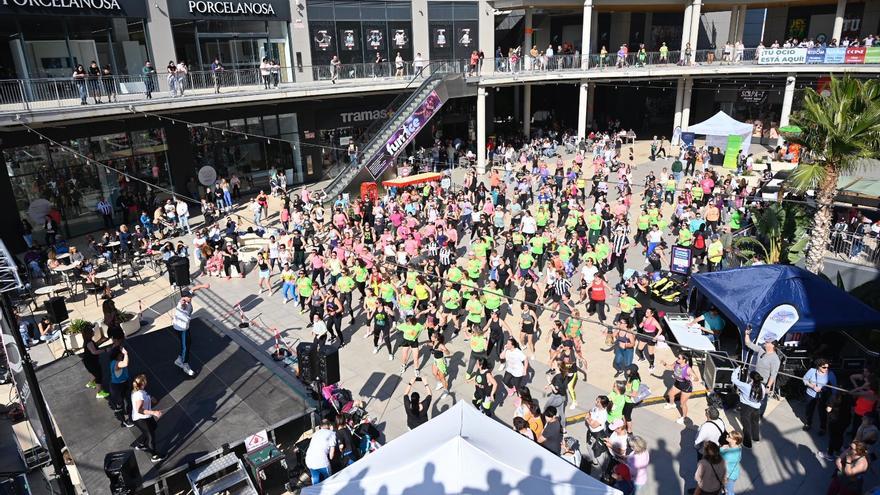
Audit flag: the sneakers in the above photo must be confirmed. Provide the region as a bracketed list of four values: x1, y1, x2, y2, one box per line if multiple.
[86, 381, 97, 389]
[676, 417, 686, 425]
[134, 444, 148, 451]
[664, 403, 677, 410]
[435, 383, 444, 391]
[363, 332, 371, 339]
[400, 364, 407, 374]
[122, 420, 135, 428]
[569, 401, 578, 409]
[182, 363, 195, 376]
[414, 369, 420, 377]
[388, 355, 394, 361]
[150, 454, 165, 463]
[96, 391, 110, 399]
[174, 357, 183, 368]
[373, 347, 380, 354]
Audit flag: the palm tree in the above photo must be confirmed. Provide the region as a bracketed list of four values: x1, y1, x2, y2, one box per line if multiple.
[784, 76, 880, 274]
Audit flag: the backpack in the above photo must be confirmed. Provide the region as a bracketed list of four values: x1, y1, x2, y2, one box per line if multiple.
[694, 232, 706, 250]
[709, 419, 728, 446]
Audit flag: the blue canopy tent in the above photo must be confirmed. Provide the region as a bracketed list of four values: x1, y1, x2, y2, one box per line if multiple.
[689, 265, 880, 335]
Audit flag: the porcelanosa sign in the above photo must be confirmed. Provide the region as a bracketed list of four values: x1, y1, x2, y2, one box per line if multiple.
[169, 0, 289, 20]
[0, 0, 147, 16]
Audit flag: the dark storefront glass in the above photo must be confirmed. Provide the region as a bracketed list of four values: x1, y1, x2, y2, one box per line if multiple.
[4, 128, 170, 241]
[307, 0, 413, 66]
[428, 1, 479, 61]
[172, 19, 291, 72]
[189, 113, 304, 188]
[0, 17, 149, 79]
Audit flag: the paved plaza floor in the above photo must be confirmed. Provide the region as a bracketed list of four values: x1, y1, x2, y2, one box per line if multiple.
[20, 140, 868, 494]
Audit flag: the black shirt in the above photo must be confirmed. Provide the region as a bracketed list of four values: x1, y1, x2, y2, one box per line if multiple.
[540, 419, 563, 454]
[403, 395, 431, 430]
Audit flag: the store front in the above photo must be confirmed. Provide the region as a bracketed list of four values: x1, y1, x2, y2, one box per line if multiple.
[3, 127, 172, 241]
[0, 0, 150, 79]
[427, 1, 479, 61]
[169, 0, 291, 72]
[306, 0, 413, 65]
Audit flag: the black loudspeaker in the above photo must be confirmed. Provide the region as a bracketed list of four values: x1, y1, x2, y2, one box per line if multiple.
[317, 345, 340, 385]
[296, 342, 317, 383]
[43, 296, 68, 324]
[104, 450, 141, 495]
[167, 256, 191, 287]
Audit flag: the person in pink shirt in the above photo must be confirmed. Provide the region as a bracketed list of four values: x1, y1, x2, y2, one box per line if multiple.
[700, 175, 715, 195]
[404, 238, 419, 257]
[445, 226, 458, 247]
[626, 436, 650, 493]
[396, 224, 411, 239]
[390, 210, 403, 228]
[406, 216, 418, 229]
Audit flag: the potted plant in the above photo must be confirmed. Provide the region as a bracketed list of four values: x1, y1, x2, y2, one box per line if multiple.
[119, 311, 141, 337]
[65, 319, 91, 349]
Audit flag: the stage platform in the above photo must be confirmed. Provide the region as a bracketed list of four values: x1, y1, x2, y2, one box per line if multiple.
[36, 319, 313, 495]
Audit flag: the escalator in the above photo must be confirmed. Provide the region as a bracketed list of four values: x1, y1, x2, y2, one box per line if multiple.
[321, 63, 462, 202]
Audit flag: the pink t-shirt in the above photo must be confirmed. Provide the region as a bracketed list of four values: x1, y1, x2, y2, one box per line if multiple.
[701, 178, 715, 194]
[627, 451, 650, 486]
[390, 212, 403, 227]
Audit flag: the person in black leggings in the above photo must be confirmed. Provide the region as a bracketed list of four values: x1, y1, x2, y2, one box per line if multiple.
[131, 374, 165, 462]
[324, 289, 344, 346]
[371, 303, 393, 358]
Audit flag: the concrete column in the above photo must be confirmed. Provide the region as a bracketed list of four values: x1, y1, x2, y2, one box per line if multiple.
[779, 75, 796, 146]
[523, 84, 532, 138]
[290, 0, 314, 82]
[146, 0, 176, 90]
[832, 0, 847, 43]
[681, 78, 694, 131]
[688, 0, 703, 51]
[581, 1, 594, 67]
[735, 6, 747, 42]
[479, 0, 495, 74]
[577, 82, 589, 139]
[586, 83, 595, 129]
[477, 87, 487, 174]
[681, 3, 693, 52]
[412, 0, 430, 62]
[727, 7, 739, 43]
[524, 9, 533, 53]
[609, 13, 631, 50]
[672, 77, 685, 139]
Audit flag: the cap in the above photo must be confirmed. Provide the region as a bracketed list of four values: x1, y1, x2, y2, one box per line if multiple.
[180, 289, 193, 298]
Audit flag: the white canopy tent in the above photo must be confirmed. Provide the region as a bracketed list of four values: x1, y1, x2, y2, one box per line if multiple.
[301, 401, 620, 495]
[687, 111, 754, 154]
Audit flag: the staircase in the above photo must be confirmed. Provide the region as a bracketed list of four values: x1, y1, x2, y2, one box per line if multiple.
[321, 64, 457, 201]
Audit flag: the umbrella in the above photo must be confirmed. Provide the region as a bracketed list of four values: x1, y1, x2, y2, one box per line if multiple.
[779, 125, 802, 134]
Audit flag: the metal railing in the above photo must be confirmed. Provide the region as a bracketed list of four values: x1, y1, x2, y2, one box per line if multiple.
[827, 230, 880, 267]
[0, 45, 871, 114]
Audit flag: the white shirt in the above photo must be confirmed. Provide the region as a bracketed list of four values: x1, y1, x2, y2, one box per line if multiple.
[647, 230, 663, 243]
[131, 390, 152, 421]
[504, 348, 527, 377]
[305, 429, 337, 469]
[521, 215, 537, 235]
[607, 430, 628, 454]
[581, 264, 598, 282]
[177, 201, 189, 217]
[173, 301, 192, 331]
[694, 418, 725, 448]
[587, 407, 607, 432]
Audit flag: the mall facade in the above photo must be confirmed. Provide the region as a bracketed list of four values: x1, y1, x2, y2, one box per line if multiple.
[1, 0, 879, 247]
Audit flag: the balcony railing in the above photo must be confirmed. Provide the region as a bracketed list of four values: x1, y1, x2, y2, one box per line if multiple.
[0, 46, 875, 114]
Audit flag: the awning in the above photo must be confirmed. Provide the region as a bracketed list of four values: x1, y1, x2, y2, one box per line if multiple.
[382, 172, 443, 188]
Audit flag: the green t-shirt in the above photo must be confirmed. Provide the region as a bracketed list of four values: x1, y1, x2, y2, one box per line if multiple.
[353, 266, 368, 283]
[448, 266, 464, 283]
[530, 236, 547, 255]
[467, 259, 483, 279]
[619, 296, 638, 313]
[442, 289, 461, 309]
[296, 277, 313, 297]
[336, 276, 355, 293]
[380, 282, 396, 302]
[400, 322, 423, 341]
[607, 391, 627, 422]
[637, 214, 651, 230]
[678, 229, 693, 247]
[588, 213, 602, 230]
[399, 293, 416, 311]
[483, 288, 503, 310]
[558, 245, 573, 262]
[465, 298, 484, 323]
[518, 252, 535, 269]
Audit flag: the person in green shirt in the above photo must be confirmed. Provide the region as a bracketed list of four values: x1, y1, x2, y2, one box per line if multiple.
[636, 209, 651, 245]
[398, 315, 424, 375]
[465, 297, 484, 329]
[413, 277, 433, 310]
[677, 227, 693, 247]
[440, 282, 461, 333]
[336, 270, 356, 320]
[379, 279, 396, 303]
[517, 249, 535, 279]
[729, 208, 743, 231]
[482, 280, 504, 317]
[617, 290, 642, 318]
[447, 265, 464, 284]
[607, 381, 629, 424]
[588, 212, 602, 245]
[353, 262, 369, 297]
[398, 287, 417, 318]
[665, 175, 677, 204]
[529, 235, 548, 271]
[295, 270, 313, 313]
[466, 253, 484, 281]
[465, 327, 489, 379]
[535, 208, 549, 229]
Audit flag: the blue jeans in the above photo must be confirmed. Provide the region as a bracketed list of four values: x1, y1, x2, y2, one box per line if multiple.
[309, 467, 331, 485]
[613, 346, 634, 371]
[178, 215, 191, 234]
[282, 282, 296, 300]
[725, 479, 736, 495]
[224, 191, 232, 208]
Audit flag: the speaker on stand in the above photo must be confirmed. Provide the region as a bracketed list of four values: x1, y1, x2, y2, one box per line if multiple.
[316, 345, 340, 385]
[167, 256, 191, 295]
[43, 297, 75, 358]
[104, 450, 141, 495]
[295, 342, 317, 384]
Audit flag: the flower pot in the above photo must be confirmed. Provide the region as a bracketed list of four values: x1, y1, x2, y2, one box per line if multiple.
[121, 314, 142, 337]
[65, 332, 85, 350]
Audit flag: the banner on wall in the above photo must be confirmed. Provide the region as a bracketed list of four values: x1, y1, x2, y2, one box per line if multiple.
[365, 89, 447, 178]
[680, 132, 695, 148]
[723, 135, 743, 169]
[805, 47, 826, 64]
[824, 47, 846, 63]
[866, 47, 880, 64]
[758, 48, 807, 64]
[845, 46, 866, 63]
